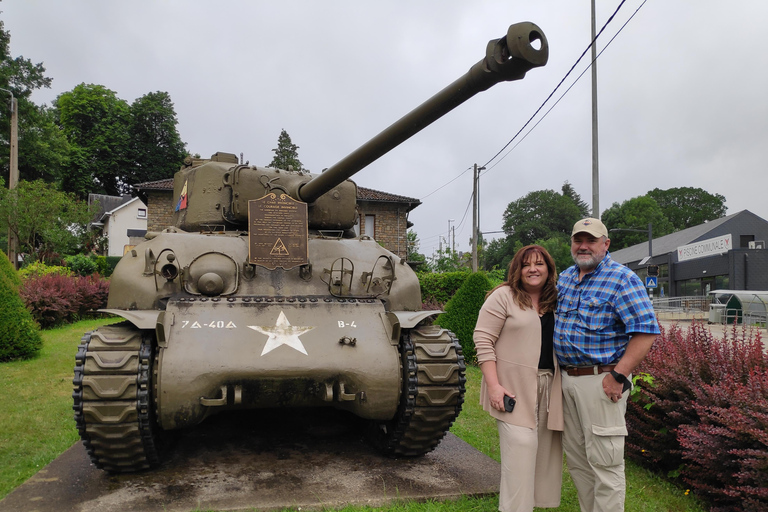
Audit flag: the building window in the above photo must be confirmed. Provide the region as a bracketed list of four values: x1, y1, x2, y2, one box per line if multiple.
[740, 234, 754, 248]
[365, 215, 375, 238]
[137, 208, 147, 219]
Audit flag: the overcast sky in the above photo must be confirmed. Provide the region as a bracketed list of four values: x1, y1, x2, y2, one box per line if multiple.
[3, 1, 767, 257]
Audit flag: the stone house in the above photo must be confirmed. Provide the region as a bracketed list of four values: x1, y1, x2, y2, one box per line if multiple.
[134, 178, 420, 260]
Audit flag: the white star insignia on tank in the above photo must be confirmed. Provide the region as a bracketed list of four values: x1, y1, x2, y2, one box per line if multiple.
[248, 311, 315, 356]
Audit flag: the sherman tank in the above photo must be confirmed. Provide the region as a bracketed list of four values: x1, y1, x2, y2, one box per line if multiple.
[73, 22, 549, 472]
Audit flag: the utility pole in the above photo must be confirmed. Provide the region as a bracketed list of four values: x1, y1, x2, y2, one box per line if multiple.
[1, 88, 18, 269]
[471, 164, 485, 272]
[590, 0, 600, 218]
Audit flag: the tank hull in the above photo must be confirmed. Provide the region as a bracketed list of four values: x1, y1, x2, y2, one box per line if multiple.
[156, 298, 401, 429]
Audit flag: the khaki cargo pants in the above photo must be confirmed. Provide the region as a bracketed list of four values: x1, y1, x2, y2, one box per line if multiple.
[561, 371, 628, 512]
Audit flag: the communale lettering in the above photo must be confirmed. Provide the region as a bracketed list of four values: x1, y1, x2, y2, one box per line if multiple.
[677, 234, 732, 262]
[679, 239, 727, 258]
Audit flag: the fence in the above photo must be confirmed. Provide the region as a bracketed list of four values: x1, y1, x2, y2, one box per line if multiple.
[652, 296, 710, 322]
[654, 295, 768, 327]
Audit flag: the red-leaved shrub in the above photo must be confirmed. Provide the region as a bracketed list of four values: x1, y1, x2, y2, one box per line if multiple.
[74, 274, 110, 317]
[627, 321, 768, 511]
[677, 369, 768, 511]
[20, 273, 110, 328]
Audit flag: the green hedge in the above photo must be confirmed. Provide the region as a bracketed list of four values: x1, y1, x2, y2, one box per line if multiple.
[418, 269, 471, 308]
[0, 250, 43, 361]
[434, 272, 493, 364]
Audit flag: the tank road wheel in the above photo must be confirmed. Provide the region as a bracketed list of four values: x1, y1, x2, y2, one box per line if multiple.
[369, 325, 466, 457]
[72, 322, 165, 473]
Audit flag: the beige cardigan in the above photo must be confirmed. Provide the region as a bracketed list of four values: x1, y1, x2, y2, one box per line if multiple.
[473, 286, 564, 430]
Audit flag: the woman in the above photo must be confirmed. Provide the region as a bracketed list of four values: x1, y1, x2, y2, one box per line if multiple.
[473, 245, 563, 512]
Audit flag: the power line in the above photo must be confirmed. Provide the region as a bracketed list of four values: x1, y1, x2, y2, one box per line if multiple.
[416, 0, 647, 250]
[480, 0, 646, 182]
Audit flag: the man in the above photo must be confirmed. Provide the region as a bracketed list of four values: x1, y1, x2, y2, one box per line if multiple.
[554, 218, 660, 512]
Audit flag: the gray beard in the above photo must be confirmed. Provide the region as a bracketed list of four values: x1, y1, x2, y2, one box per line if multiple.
[572, 252, 600, 271]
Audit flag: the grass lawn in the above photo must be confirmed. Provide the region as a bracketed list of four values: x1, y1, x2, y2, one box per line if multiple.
[0, 317, 122, 498]
[1, 320, 708, 511]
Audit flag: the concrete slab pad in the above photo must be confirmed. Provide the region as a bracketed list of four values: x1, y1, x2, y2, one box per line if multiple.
[1, 409, 500, 512]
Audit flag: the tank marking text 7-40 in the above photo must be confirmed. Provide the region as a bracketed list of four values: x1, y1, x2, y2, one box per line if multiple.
[181, 320, 238, 329]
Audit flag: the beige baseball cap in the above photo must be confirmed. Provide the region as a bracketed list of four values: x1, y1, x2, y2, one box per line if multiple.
[572, 217, 608, 238]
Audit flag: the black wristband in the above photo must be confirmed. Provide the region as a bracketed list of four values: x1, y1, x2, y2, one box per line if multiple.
[610, 370, 632, 393]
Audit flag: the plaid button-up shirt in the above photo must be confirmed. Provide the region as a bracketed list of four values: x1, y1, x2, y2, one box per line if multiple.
[554, 253, 660, 367]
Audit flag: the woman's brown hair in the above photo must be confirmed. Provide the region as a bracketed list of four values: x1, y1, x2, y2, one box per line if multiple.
[486, 245, 558, 313]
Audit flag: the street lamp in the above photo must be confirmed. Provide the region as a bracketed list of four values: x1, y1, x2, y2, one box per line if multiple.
[0, 87, 18, 269]
[609, 223, 653, 260]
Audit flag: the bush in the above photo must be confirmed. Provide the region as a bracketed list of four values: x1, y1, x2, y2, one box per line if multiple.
[64, 253, 98, 276]
[418, 269, 471, 308]
[677, 369, 768, 511]
[19, 273, 110, 328]
[0, 249, 20, 288]
[486, 268, 506, 288]
[627, 322, 768, 510]
[0, 250, 43, 361]
[17, 261, 71, 280]
[92, 255, 121, 277]
[435, 272, 493, 364]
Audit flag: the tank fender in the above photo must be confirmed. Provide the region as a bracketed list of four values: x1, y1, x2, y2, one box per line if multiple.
[97, 309, 161, 330]
[392, 310, 443, 329]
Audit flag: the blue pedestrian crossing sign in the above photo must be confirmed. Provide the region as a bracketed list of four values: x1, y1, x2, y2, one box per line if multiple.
[645, 276, 658, 288]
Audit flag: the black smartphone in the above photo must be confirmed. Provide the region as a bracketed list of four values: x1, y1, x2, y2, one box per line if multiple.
[503, 395, 516, 412]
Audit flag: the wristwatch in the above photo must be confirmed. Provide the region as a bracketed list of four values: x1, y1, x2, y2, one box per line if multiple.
[610, 370, 632, 393]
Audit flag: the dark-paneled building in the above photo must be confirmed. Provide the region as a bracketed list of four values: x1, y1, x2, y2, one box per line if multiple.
[610, 210, 768, 297]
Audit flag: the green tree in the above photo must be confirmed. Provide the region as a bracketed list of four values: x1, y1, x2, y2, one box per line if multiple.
[647, 186, 726, 230]
[561, 181, 590, 217]
[54, 83, 131, 197]
[601, 196, 674, 251]
[0, 178, 93, 261]
[268, 129, 304, 171]
[489, 184, 585, 270]
[483, 236, 514, 271]
[431, 247, 466, 272]
[125, 91, 187, 187]
[406, 229, 426, 264]
[502, 188, 583, 247]
[536, 236, 573, 275]
[0, 19, 68, 185]
[17, 104, 70, 184]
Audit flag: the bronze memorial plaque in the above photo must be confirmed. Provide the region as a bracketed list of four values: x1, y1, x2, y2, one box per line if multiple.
[248, 193, 308, 270]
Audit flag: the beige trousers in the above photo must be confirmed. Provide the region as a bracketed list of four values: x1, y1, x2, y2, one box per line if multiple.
[497, 370, 563, 512]
[561, 371, 629, 512]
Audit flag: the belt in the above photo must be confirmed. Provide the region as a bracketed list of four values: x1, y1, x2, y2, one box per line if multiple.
[562, 364, 616, 376]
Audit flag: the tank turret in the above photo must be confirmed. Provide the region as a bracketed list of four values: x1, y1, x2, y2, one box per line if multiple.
[73, 22, 549, 473]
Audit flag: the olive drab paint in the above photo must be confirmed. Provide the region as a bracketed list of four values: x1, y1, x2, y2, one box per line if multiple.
[72, 22, 549, 473]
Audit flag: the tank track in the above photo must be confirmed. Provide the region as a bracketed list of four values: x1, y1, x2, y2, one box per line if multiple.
[369, 325, 466, 457]
[72, 322, 163, 473]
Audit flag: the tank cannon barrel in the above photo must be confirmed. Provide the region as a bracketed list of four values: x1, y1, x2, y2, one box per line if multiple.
[298, 22, 548, 204]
